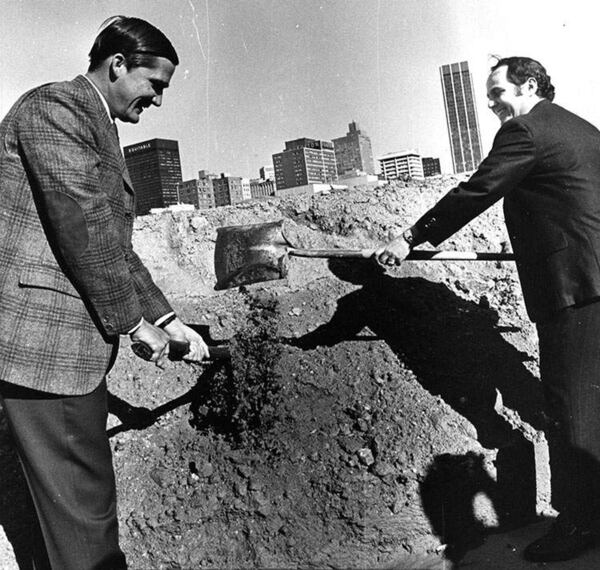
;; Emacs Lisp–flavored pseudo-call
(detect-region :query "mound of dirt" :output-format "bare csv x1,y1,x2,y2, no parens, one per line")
0,177,548,569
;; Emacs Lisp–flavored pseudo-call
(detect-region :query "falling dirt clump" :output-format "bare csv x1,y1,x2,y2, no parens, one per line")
0,177,547,569
192,290,283,445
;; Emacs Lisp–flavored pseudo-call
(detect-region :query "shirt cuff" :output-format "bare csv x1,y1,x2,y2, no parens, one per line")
127,318,144,335
155,312,176,328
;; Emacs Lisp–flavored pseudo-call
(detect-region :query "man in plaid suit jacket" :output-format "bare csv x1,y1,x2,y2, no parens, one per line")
0,16,208,569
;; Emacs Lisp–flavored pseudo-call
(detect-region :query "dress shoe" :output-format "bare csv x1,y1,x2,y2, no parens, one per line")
523,517,596,562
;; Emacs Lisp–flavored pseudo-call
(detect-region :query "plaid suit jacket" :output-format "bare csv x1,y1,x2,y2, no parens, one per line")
0,75,173,394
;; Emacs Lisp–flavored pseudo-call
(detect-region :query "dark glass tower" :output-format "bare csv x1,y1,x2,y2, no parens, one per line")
440,61,483,173
124,138,183,215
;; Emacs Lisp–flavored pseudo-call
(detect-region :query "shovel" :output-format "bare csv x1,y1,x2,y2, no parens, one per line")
214,220,515,290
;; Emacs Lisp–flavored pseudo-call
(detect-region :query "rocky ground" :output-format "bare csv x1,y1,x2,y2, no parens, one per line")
1,176,596,568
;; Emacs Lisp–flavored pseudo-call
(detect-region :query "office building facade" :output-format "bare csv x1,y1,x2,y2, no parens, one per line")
176,170,217,210
440,61,483,174
272,138,338,191
250,178,276,199
332,121,375,176
259,165,275,181
177,179,201,208
378,150,424,180
212,174,251,207
124,138,183,215
422,157,442,177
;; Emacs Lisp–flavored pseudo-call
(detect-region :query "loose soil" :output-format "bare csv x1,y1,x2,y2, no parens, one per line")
0,177,586,568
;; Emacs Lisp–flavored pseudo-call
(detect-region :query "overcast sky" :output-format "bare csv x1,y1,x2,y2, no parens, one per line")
1,0,597,179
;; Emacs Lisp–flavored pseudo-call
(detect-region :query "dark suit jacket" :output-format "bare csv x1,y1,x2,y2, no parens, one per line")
0,75,173,394
413,99,600,322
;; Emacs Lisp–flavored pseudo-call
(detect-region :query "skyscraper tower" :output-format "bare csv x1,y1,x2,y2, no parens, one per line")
124,138,183,215
440,61,483,174
332,121,375,176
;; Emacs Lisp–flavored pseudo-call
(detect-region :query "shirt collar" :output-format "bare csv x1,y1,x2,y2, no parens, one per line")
82,74,114,123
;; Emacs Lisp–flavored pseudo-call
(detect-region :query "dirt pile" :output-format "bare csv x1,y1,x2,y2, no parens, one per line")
0,177,547,569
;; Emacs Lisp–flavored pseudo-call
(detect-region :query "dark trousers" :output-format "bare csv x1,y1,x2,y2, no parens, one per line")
537,301,600,527
0,379,127,570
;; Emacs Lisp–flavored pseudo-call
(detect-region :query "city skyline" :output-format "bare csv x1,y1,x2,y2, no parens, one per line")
1,1,596,181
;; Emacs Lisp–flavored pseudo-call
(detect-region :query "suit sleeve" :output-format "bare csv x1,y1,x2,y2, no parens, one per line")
17,88,147,336
413,119,537,246
126,247,174,324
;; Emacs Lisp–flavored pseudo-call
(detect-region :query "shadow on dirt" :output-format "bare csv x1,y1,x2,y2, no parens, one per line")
106,360,228,438
0,410,51,570
289,259,545,564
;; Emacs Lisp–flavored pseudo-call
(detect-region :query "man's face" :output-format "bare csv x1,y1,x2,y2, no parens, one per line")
486,65,532,124
108,56,176,123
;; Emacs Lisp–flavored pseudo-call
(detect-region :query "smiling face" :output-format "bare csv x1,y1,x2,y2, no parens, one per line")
486,65,538,124
106,55,175,123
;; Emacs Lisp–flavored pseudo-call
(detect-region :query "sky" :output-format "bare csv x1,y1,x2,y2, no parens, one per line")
1,0,598,180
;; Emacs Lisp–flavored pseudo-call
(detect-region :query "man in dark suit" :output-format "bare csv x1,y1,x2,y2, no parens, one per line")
376,56,600,562
0,16,209,569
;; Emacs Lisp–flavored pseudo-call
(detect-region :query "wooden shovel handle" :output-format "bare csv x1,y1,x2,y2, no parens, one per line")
288,248,515,261
407,250,515,261
132,341,230,361
288,248,373,259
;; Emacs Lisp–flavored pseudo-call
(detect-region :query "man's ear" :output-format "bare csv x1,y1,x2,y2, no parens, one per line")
525,76,538,96
109,53,128,81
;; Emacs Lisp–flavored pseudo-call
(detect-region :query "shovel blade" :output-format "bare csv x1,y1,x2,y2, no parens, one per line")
214,220,291,290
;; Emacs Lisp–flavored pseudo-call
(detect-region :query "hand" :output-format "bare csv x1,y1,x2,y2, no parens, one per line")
374,233,411,267
130,319,170,365
162,317,210,362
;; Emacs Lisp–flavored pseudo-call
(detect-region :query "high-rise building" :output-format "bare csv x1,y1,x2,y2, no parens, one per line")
272,138,338,191
332,121,375,175
124,138,182,215
378,150,424,180
440,61,483,174
422,157,442,177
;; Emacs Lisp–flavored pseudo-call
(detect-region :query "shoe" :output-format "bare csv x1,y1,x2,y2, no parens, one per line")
523,517,596,562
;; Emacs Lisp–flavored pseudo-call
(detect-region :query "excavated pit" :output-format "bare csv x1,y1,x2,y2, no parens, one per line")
0,177,548,569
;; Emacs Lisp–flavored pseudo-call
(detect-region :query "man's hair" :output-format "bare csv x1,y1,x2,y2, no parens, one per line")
88,15,179,71
491,56,555,101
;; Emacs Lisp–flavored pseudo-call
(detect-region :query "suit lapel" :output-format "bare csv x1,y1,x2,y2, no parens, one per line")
74,75,135,195
110,123,134,193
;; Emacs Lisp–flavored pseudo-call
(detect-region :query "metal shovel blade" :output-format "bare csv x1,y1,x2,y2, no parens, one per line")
214,220,291,290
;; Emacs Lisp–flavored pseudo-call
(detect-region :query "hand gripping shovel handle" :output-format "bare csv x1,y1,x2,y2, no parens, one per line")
132,340,230,361
288,248,515,261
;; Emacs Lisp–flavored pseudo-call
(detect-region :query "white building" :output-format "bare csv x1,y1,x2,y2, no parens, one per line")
275,183,347,197
378,150,424,180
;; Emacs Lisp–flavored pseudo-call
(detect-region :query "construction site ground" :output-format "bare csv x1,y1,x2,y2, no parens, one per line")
2,176,599,569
